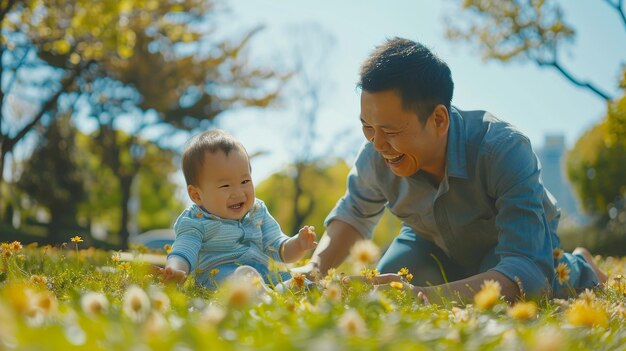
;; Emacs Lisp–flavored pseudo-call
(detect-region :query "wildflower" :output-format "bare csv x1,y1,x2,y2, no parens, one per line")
552,248,564,261
221,279,254,308
123,285,151,322
290,272,306,289
81,292,109,316
337,309,366,336
360,268,380,282
118,262,131,271
389,281,404,290
405,273,414,282
578,289,596,305
9,241,22,251
556,262,570,285
150,290,170,313
324,283,342,302
349,240,380,265
111,253,121,262
474,279,502,310
507,301,538,321
70,236,83,243
210,268,220,277
163,244,172,254
397,267,409,276
143,312,169,336
35,291,58,316
531,326,563,351
450,307,470,323
565,300,608,328
325,268,337,281
201,304,226,327
29,275,48,287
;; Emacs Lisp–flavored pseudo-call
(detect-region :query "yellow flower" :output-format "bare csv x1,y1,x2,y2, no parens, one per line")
565,300,608,328
70,236,83,243
405,273,414,283
507,301,538,320
118,262,131,271
29,275,48,287
9,241,22,252
474,280,502,310
552,248,564,261
350,240,380,265
210,268,220,277
389,281,404,290
360,268,380,282
111,253,121,262
290,272,306,289
81,292,109,316
556,262,570,285
397,267,410,276
337,309,366,336
164,244,172,254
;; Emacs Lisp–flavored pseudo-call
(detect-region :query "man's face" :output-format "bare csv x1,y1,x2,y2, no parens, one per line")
360,90,448,178
188,148,255,220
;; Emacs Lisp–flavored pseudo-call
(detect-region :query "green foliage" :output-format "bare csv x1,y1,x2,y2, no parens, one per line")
256,159,401,248
0,243,625,350
15,115,87,242
566,96,626,221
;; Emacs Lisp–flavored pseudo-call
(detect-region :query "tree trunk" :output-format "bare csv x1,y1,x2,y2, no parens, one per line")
118,175,133,249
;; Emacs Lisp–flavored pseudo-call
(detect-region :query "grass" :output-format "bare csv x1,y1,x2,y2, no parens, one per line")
0,240,625,350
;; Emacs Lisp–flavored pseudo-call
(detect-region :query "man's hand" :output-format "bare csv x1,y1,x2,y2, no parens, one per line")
342,273,429,304
296,225,318,251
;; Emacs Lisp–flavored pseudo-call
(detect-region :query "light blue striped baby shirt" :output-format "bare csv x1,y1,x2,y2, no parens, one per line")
168,199,290,286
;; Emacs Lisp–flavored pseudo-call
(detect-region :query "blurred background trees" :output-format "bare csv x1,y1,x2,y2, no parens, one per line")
446,0,626,254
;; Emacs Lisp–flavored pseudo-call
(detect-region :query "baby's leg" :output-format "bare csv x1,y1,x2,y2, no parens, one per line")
573,247,608,285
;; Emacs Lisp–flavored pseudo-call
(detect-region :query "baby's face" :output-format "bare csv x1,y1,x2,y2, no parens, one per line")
189,148,254,220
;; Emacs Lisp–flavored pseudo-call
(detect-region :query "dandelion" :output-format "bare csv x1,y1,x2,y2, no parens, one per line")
81,292,109,316
565,300,608,328
337,309,366,336
474,279,502,310
397,267,409,276
389,281,404,290
70,236,83,243
360,268,380,282
507,301,538,321
556,262,570,285
405,273,414,282
9,241,22,252
552,248,564,261
29,275,48,287
123,285,151,322
350,240,380,265
164,244,172,254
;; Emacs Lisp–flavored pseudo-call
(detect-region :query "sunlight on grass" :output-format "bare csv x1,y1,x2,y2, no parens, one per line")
0,240,625,350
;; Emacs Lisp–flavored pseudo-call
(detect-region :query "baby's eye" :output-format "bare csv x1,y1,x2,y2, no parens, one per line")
218,184,230,188
241,179,251,184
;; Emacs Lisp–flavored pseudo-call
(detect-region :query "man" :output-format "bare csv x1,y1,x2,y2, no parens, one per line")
301,37,605,302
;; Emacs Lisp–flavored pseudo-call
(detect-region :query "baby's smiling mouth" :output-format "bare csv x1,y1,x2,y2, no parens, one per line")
228,202,244,209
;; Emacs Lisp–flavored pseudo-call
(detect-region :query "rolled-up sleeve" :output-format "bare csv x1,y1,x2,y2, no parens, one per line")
486,133,555,297
324,144,387,240
168,213,204,273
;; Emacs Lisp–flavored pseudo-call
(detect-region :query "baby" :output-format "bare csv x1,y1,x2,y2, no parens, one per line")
160,129,317,288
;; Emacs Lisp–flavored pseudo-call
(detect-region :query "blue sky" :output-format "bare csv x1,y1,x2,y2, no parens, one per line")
211,0,625,183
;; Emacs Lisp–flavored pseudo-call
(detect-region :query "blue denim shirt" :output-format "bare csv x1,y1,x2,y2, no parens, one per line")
168,199,290,286
325,107,563,296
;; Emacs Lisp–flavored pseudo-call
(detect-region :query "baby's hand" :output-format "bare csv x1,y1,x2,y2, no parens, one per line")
157,265,188,283
296,225,318,251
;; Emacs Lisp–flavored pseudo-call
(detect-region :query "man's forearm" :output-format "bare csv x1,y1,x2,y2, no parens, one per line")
309,220,363,274
421,270,520,304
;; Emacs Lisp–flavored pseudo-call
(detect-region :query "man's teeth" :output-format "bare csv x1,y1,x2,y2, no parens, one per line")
383,154,403,162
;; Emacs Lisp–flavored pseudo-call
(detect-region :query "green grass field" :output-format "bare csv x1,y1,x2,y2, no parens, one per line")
1,240,625,350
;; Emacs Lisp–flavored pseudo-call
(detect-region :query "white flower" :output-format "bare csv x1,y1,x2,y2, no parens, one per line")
337,309,366,336
123,285,151,322
81,292,109,316
149,290,170,313
349,240,380,265
201,304,227,326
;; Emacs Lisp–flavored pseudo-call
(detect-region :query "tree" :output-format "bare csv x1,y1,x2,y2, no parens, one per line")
2,0,287,246
445,0,624,102
16,114,87,243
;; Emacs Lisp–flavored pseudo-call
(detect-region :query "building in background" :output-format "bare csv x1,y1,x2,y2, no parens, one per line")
536,134,587,228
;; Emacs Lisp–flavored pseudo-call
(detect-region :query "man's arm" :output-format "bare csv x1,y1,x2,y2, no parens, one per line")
301,220,364,275
421,270,519,304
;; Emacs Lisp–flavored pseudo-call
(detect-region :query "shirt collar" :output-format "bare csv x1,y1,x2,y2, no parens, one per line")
191,204,251,222
445,106,468,179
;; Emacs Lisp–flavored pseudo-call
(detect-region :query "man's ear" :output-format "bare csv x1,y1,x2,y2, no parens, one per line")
431,104,450,135
187,184,202,204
